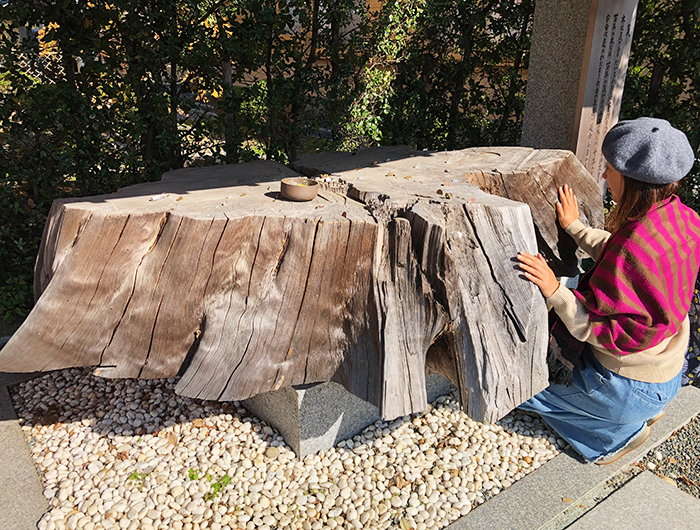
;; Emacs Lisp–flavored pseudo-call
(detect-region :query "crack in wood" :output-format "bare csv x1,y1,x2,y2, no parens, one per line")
272,231,291,277
296,221,322,384
138,292,165,377
154,216,183,289
245,217,267,306
148,212,170,254
497,171,509,199
197,217,230,328
532,162,559,208
462,204,527,343
98,247,149,367
166,218,222,379
210,219,268,400
178,314,206,377
71,210,93,247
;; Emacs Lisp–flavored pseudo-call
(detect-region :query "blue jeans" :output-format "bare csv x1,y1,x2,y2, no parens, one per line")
519,348,681,463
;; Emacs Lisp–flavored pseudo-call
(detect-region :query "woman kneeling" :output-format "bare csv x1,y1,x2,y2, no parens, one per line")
517,117,700,465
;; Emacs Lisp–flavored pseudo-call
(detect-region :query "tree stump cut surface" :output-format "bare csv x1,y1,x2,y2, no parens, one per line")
0,147,603,423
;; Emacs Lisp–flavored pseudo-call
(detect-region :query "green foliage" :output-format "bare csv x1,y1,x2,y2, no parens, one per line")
127,470,150,490
620,0,700,211
204,473,231,501
1,0,698,324
380,0,534,151
186,467,230,500
331,0,426,150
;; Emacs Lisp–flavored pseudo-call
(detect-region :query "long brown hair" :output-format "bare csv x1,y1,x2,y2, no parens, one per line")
606,176,680,233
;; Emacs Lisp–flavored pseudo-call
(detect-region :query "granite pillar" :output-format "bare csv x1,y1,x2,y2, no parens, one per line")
521,0,638,190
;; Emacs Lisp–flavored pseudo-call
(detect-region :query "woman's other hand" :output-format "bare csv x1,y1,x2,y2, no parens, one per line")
517,252,560,298
556,184,580,229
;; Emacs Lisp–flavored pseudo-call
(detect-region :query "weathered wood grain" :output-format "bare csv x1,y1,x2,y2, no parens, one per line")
292,145,604,276
0,148,603,423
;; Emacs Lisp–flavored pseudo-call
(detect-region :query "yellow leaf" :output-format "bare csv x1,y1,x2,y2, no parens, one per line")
661,476,677,487
562,497,574,503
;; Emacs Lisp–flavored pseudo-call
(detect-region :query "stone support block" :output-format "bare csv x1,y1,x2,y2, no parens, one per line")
242,374,455,458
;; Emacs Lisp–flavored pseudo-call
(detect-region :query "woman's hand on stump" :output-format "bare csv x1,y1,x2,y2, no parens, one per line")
556,185,580,229
517,252,560,298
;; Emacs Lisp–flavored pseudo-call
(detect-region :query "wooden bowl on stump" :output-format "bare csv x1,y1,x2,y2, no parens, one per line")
280,177,319,201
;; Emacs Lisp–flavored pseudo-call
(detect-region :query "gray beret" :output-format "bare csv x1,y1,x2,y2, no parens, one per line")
601,117,695,184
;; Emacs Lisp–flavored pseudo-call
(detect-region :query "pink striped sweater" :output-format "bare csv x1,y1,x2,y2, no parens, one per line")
547,196,700,382
574,196,700,354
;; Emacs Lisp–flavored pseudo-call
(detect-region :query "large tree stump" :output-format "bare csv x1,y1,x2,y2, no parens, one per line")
0,148,603,423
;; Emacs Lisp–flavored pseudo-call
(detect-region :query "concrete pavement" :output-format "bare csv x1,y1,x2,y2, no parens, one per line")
0,371,49,530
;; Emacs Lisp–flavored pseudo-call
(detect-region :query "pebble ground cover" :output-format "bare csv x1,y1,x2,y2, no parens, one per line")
641,418,700,498
11,368,565,530
612,416,700,499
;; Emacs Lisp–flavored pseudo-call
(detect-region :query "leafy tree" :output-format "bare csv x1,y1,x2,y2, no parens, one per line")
380,0,533,150
0,0,697,325
621,0,700,210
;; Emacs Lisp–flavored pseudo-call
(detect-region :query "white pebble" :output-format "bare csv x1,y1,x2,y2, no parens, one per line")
11,368,562,530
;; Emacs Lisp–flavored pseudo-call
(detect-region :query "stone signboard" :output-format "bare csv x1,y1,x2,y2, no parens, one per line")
521,0,638,191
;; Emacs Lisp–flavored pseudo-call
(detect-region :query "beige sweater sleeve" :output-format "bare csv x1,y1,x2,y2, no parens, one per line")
543,218,612,345
564,219,610,260
546,283,605,347
545,219,611,346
